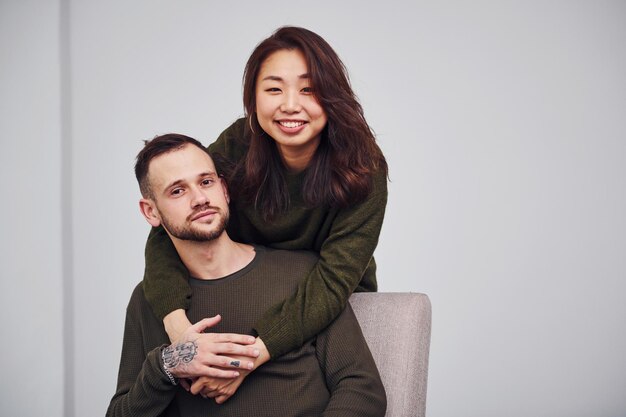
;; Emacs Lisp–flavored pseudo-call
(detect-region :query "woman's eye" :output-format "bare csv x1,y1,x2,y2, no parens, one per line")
265,87,281,93
201,179,214,186
301,87,314,94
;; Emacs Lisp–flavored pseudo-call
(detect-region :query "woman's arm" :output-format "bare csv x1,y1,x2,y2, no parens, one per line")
143,119,246,339
255,171,388,358
143,225,192,334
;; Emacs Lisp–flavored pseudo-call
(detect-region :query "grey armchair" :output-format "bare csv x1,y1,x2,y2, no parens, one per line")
349,293,432,417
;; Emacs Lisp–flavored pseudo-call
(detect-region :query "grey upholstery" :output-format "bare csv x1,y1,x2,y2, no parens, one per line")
349,293,432,417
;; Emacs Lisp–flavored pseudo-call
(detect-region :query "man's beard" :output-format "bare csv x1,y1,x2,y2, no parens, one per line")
160,205,229,242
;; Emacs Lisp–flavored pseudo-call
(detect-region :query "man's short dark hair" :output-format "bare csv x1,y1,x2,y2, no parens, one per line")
135,133,207,198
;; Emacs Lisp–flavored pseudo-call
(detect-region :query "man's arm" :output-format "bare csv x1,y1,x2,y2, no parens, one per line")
316,304,387,417
106,295,178,417
106,286,260,417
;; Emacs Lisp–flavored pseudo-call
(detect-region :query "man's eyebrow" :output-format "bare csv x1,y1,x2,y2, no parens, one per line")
162,178,184,194
162,171,216,193
197,171,217,179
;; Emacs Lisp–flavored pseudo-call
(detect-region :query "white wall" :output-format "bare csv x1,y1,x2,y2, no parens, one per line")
0,1,64,417
3,1,625,416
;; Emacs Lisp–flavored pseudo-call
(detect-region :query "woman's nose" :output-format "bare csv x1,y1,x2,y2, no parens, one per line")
280,90,302,113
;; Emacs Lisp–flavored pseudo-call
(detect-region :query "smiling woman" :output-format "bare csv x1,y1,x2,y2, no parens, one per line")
254,49,328,171
142,26,388,402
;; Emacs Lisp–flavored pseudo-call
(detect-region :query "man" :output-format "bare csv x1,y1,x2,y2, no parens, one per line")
106,134,386,417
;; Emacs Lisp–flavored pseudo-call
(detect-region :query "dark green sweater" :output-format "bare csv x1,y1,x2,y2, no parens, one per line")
108,248,386,417
144,118,388,358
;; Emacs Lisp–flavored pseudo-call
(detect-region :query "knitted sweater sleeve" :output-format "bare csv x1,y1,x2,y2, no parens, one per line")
255,171,388,358
106,286,178,417
143,226,190,320
316,304,387,417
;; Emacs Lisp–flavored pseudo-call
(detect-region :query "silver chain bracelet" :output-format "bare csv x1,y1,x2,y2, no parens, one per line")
161,347,179,386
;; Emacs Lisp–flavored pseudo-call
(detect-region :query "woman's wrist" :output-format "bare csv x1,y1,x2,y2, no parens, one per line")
253,337,271,368
163,309,192,342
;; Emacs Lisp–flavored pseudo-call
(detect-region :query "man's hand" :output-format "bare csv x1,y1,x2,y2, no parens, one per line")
190,337,270,402
164,315,260,380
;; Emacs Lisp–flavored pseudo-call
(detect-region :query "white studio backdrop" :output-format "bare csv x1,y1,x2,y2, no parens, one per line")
0,1,64,416
1,1,625,417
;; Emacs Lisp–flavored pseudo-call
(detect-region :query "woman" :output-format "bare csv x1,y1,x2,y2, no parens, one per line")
144,26,388,400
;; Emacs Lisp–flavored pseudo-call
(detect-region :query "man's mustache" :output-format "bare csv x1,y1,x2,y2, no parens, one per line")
187,204,221,222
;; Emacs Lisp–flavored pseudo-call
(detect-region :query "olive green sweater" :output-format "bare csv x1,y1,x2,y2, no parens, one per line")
144,118,388,358
109,248,386,417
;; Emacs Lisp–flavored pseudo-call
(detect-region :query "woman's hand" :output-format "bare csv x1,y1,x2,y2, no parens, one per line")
192,367,250,402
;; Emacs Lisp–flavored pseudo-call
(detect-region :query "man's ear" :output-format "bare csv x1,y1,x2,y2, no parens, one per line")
139,198,162,227
219,177,230,204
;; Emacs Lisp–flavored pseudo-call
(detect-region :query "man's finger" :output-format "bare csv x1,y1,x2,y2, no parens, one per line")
190,379,215,395
199,342,259,359
205,390,221,399
215,394,231,404
190,315,222,333
211,333,256,345
179,378,192,392
200,353,254,370
201,366,241,379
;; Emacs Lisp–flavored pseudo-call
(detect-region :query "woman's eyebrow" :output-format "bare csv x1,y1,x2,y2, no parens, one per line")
261,75,283,82
260,73,310,81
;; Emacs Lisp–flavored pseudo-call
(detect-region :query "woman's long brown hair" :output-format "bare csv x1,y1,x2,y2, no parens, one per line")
232,26,388,220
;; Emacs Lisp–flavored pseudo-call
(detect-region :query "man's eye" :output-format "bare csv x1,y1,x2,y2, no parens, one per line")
171,188,184,195
201,179,214,186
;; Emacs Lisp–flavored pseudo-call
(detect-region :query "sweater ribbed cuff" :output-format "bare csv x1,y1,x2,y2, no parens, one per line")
255,314,303,359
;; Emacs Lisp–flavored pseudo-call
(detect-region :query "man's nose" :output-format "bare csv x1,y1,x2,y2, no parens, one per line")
190,186,209,207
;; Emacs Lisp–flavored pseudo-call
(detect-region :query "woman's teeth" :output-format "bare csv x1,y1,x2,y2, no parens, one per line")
279,121,304,128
